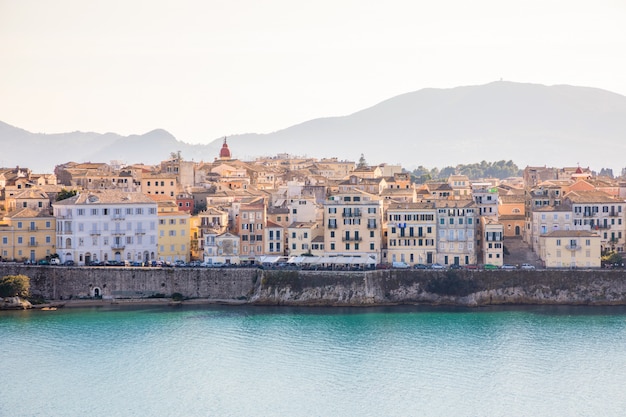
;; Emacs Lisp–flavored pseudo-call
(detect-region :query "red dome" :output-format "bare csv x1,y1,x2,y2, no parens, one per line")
219,138,231,159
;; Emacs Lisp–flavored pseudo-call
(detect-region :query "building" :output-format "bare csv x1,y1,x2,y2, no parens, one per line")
539,230,601,268
323,192,382,263
435,200,478,266
203,232,240,265
0,208,56,262
480,217,504,266
385,202,437,265
287,221,321,256
53,190,158,265
565,191,626,253
237,199,267,262
530,204,573,253
156,200,190,263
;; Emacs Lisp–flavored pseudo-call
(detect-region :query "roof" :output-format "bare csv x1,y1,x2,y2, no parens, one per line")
541,230,599,238
4,208,53,219
53,190,156,205
564,191,622,204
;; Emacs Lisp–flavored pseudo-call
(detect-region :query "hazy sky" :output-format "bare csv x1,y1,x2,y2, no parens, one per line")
2,0,625,144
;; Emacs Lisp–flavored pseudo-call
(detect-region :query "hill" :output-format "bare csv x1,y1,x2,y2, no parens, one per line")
217,81,626,171
2,81,626,172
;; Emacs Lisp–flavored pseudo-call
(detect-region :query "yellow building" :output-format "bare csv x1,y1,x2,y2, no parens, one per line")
0,208,56,262
140,173,178,198
539,230,601,268
156,201,191,263
323,192,382,263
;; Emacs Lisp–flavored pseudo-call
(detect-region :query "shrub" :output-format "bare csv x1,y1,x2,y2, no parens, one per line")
171,292,184,301
0,274,30,298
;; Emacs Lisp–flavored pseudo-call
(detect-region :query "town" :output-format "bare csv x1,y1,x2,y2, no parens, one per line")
1,140,624,271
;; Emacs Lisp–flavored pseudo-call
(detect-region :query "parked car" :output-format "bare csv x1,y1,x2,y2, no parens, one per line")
521,263,536,270
501,264,517,270
376,263,391,270
63,260,75,266
392,261,410,269
483,264,498,270
413,264,428,270
430,263,445,269
464,264,479,270
449,264,462,270
38,259,50,265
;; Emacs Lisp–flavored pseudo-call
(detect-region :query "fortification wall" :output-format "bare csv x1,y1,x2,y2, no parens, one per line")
2,265,626,306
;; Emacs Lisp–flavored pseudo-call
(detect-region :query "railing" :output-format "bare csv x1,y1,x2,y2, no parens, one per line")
111,215,125,221
342,237,363,242
327,224,338,229
367,224,377,229
565,245,581,251
28,227,38,231
135,229,146,235
28,242,38,247
90,230,101,235
111,231,125,236
111,244,125,249
342,212,362,217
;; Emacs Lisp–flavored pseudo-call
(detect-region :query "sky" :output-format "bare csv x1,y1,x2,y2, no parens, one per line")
1,0,626,145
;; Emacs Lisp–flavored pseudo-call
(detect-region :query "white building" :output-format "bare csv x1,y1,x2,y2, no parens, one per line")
53,190,158,265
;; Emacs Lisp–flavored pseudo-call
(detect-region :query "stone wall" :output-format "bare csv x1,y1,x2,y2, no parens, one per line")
2,265,626,306
0,265,258,301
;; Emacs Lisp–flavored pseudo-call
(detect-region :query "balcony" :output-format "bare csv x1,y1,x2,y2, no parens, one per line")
28,227,38,231
342,212,362,218
367,224,378,229
327,223,338,229
111,243,125,250
90,230,101,236
342,237,363,242
135,229,147,235
609,211,619,217
565,245,581,251
28,242,39,247
111,231,125,236
111,215,125,221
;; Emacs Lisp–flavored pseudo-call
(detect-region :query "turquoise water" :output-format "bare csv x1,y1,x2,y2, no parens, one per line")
2,305,626,417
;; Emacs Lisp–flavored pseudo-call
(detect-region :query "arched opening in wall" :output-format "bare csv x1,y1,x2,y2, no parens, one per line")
65,238,72,248
85,253,91,265
515,226,521,236
92,287,101,298
143,251,149,262
65,252,72,261
104,253,108,261
151,252,155,260
114,252,121,262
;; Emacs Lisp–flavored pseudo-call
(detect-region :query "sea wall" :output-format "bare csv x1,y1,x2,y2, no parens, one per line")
2,265,626,306
0,265,257,301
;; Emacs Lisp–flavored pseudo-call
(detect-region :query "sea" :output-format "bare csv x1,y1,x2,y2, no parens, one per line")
1,304,626,417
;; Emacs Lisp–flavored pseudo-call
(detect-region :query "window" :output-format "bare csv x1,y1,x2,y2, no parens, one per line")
440,218,444,225
556,239,561,246
330,243,335,250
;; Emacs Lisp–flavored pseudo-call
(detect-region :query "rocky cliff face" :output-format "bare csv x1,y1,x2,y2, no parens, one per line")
253,270,626,306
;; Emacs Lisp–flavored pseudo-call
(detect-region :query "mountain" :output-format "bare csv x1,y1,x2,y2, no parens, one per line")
2,81,626,173
216,81,626,171
0,121,220,172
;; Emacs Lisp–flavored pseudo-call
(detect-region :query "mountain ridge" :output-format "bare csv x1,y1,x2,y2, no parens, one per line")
2,81,625,172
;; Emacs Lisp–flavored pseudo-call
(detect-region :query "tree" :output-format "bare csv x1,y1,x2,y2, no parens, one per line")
356,154,367,169
170,150,182,161
56,189,77,201
0,275,30,298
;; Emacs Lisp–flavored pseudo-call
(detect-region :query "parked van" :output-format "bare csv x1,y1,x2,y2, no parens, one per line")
392,261,410,269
